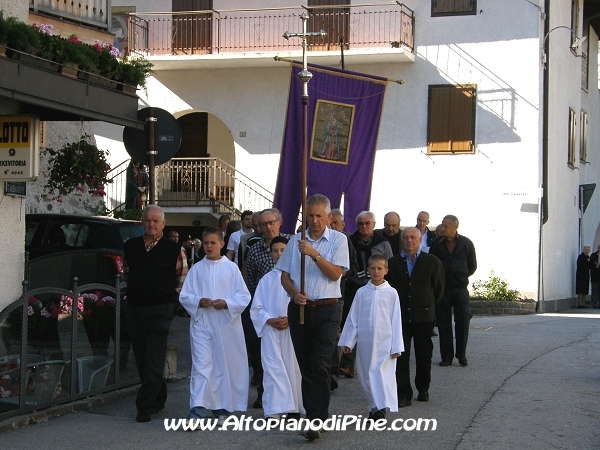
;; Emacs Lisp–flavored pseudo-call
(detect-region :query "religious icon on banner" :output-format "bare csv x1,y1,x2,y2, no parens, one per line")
310,100,354,165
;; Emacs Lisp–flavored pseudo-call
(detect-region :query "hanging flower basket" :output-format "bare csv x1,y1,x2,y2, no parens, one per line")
42,134,112,201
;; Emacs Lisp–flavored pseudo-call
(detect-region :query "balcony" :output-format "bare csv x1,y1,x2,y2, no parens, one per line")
127,3,415,70
29,0,109,31
106,157,274,217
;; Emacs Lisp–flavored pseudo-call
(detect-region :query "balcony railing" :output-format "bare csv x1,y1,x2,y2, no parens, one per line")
30,0,109,30
106,157,274,216
128,3,414,57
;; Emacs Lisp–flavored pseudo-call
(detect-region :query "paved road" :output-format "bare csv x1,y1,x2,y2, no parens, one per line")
1,310,599,450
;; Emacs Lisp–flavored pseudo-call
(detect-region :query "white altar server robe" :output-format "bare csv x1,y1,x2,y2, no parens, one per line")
179,256,251,412
250,268,304,416
339,280,403,412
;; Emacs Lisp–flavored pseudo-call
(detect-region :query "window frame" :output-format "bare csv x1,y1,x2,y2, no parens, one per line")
568,108,576,169
432,0,477,17
579,110,588,163
427,84,477,155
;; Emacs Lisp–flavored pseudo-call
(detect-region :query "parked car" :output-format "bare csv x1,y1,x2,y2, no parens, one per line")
25,214,145,289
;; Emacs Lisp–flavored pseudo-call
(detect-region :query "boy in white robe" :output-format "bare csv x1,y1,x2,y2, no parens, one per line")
339,254,403,420
179,226,251,423
250,236,304,419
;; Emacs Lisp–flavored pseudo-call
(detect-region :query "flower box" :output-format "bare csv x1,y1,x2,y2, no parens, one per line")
59,62,79,78
117,82,137,96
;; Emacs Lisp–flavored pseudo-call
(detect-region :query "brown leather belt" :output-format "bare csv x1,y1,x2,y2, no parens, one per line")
306,298,338,307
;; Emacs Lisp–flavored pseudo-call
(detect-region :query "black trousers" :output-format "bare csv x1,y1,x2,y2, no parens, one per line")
396,322,434,400
242,303,263,399
288,301,341,420
435,288,472,362
329,299,344,384
127,302,175,415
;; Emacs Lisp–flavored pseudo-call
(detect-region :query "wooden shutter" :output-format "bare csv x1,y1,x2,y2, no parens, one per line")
428,85,476,154
172,0,212,54
432,0,477,16
307,0,350,50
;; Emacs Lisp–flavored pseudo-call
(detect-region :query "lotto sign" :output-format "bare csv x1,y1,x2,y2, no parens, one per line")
0,115,40,181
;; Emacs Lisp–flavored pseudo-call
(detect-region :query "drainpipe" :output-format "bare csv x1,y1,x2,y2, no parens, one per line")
538,0,550,312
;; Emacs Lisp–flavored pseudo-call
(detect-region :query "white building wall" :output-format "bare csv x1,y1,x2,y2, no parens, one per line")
580,26,600,252
542,0,590,306
102,0,600,306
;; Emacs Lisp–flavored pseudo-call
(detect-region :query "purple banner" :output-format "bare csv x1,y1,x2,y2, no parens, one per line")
273,63,387,234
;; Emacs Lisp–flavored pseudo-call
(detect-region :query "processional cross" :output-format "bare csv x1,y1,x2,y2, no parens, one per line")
283,12,326,324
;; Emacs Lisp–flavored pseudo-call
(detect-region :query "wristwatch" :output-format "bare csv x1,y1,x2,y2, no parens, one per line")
313,254,322,263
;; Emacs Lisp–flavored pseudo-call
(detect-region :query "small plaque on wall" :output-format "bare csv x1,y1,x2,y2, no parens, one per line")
4,181,26,197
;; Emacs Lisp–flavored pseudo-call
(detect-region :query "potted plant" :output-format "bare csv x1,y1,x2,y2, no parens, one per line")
42,134,112,201
0,14,154,92
119,56,154,93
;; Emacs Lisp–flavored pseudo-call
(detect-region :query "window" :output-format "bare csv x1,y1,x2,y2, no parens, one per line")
427,84,476,154
432,0,476,17
580,110,588,163
571,0,580,49
568,108,576,168
581,25,589,91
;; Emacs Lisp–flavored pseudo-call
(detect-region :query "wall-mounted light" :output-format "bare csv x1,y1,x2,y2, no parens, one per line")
541,26,586,68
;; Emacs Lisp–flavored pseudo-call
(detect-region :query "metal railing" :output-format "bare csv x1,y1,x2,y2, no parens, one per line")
106,157,274,215
104,159,130,214
0,275,138,421
155,157,274,215
29,0,109,30
128,3,414,57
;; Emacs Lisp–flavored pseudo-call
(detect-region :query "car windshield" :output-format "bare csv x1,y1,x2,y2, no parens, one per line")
119,223,144,243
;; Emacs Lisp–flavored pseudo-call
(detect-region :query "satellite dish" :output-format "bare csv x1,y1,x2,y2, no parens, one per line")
123,107,182,165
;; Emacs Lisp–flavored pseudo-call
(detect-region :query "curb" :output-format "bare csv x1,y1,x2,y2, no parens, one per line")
0,386,138,434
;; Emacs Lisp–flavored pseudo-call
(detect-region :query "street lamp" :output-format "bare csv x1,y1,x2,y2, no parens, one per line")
541,25,586,67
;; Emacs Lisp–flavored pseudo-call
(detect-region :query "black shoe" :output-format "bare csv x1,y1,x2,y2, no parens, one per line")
136,413,151,423
253,397,263,409
439,360,452,367
459,358,468,367
398,398,412,408
417,392,429,402
305,429,321,440
372,409,386,420
287,412,301,420
330,377,338,391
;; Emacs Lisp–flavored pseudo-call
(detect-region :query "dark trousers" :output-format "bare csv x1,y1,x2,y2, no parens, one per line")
340,293,356,371
329,299,344,384
592,282,600,307
242,303,263,399
396,322,434,400
127,302,175,415
289,301,341,420
435,288,472,362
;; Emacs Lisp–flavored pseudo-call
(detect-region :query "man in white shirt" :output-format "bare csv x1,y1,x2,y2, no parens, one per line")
277,194,349,441
225,210,253,264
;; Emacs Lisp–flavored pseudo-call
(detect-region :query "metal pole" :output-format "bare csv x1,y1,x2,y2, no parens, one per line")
147,107,157,204
283,12,326,325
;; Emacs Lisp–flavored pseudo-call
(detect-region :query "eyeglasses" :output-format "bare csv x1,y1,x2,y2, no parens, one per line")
259,220,279,227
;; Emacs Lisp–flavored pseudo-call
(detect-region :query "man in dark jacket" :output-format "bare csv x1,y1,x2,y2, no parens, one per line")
386,227,445,407
415,211,437,252
590,245,600,308
429,215,477,367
